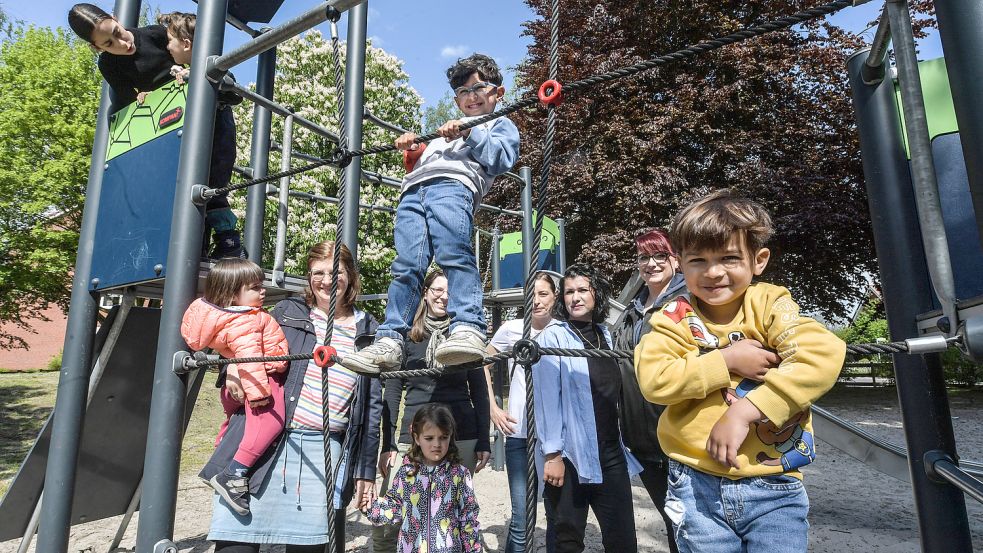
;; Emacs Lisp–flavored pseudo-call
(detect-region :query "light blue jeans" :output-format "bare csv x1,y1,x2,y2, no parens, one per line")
377,178,486,343
505,437,556,553
664,460,810,553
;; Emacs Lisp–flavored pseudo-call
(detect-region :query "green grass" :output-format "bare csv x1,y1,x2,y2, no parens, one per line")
0,370,228,501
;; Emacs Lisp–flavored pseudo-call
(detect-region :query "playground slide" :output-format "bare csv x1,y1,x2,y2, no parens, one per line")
812,404,983,481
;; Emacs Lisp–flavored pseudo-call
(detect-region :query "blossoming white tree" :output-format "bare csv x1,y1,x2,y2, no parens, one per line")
232,32,423,297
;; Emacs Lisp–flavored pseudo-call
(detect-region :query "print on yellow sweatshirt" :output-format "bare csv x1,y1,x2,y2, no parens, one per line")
635,282,845,479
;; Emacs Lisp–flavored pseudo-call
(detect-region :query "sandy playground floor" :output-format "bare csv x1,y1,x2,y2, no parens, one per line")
3,385,983,552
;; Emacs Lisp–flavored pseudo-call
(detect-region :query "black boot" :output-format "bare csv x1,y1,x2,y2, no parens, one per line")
210,229,247,260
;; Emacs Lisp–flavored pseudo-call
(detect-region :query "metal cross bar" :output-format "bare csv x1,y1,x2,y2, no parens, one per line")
221,78,340,142
363,107,411,135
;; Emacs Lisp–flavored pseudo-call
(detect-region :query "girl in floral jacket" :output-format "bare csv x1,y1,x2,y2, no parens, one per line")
365,403,483,552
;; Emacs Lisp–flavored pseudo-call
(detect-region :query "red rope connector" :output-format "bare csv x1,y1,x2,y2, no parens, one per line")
537,79,563,107
313,345,337,368
402,144,426,173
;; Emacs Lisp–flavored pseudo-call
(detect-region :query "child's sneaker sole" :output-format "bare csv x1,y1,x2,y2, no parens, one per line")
209,474,250,516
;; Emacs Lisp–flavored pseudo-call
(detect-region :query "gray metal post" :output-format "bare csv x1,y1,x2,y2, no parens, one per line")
886,0,959,333
245,45,276,262
272,114,294,286
491,229,501,291
933,0,983,242
339,2,368,258
848,48,972,553
135,0,228,550
520,166,534,280
556,217,567,272
491,306,505,471
34,0,140,549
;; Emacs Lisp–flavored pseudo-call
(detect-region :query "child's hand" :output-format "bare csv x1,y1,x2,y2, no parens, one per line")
225,365,244,404
353,478,376,511
720,339,780,382
136,91,150,104
395,132,419,151
170,65,190,84
437,119,470,140
706,397,763,469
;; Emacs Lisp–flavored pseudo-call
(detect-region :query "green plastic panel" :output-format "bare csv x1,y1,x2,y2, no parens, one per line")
499,212,560,258
895,58,960,158
106,81,188,161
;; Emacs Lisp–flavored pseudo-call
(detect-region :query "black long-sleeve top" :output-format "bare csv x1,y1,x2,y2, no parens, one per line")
382,335,491,453
97,25,175,107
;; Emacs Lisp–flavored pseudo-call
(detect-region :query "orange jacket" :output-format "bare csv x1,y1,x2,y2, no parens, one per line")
181,298,289,401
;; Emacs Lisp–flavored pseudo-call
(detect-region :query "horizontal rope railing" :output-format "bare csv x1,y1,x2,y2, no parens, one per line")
181,334,960,375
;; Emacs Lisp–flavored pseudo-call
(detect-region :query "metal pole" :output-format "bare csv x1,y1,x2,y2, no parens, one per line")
34,0,139,547
136,0,228,549
491,306,505,471
520,166,534,280
363,107,410,135
491,229,501,291
208,0,363,77
245,45,276,262
862,7,891,85
222,78,339,142
556,217,567,272
339,2,368,259
933,0,983,243
273,114,294,286
847,48,972,553
886,0,959,334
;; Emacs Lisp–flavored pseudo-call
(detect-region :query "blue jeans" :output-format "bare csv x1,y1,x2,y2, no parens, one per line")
505,437,556,553
664,460,810,553
377,178,485,343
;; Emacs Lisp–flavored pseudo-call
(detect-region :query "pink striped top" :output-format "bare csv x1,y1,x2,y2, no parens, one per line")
289,308,359,432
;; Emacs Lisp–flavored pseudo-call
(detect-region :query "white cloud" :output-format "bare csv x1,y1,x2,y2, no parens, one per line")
440,45,471,59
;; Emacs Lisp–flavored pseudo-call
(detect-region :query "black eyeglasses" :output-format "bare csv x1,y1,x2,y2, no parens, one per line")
453,81,495,99
636,253,672,265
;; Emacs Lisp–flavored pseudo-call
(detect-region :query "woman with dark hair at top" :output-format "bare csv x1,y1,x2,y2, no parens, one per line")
612,229,686,553
374,268,491,553
533,263,642,553
483,271,559,553
204,241,381,553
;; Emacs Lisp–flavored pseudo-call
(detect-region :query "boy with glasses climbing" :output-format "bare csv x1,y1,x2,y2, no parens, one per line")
635,190,845,553
342,53,520,375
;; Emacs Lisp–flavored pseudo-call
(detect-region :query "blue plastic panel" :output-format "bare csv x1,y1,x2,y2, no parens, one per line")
499,250,558,290
90,131,181,290
931,133,983,300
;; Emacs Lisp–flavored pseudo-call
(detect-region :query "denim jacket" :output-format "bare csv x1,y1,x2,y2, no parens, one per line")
532,320,642,485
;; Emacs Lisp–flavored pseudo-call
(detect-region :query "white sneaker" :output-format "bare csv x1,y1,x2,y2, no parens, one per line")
434,327,487,366
340,337,403,375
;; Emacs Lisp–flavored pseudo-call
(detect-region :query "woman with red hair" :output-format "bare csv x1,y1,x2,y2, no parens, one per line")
612,229,686,553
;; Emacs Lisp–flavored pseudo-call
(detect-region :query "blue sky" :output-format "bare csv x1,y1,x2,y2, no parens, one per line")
9,1,942,110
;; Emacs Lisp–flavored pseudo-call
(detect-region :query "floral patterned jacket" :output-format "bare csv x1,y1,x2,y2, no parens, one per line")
366,457,482,552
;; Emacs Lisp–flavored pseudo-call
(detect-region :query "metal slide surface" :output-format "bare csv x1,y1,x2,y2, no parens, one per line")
812,404,983,481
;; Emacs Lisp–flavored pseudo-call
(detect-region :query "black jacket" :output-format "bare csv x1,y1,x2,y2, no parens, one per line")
382,335,491,453
98,25,175,107
613,273,687,463
201,297,382,506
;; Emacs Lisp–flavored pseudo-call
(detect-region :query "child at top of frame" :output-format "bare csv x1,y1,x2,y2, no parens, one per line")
634,190,845,553
364,403,483,552
181,258,289,517
341,53,520,376
66,4,245,259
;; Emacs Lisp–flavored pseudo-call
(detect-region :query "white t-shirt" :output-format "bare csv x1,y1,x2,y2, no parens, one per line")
489,318,549,439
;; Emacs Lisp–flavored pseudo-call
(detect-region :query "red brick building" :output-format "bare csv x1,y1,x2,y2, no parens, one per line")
0,304,67,371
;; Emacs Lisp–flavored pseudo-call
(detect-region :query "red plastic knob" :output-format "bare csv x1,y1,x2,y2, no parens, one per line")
313,345,337,368
538,79,563,107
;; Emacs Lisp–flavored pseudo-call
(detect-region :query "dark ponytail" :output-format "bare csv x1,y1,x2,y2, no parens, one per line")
68,3,112,42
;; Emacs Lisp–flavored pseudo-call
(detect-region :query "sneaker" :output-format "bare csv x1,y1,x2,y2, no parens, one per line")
210,230,247,260
339,337,403,375
434,327,487,366
209,472,250,515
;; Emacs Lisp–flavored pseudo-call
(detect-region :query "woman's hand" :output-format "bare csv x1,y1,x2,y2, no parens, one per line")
353,478,376,511
543,453,565,488
491,404,518,436
475,451,490,473
378,450,399,479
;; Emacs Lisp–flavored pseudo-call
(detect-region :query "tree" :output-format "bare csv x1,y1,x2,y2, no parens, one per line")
0,25,101,349
231,32,422,297
491,0,932,320
422,92,459,134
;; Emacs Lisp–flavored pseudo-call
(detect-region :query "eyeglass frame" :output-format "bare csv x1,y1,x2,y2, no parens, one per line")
308,268,346,283
453,81,497,99
636,252,673,265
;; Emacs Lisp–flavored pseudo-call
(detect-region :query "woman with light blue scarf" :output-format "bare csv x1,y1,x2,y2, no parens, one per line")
533,263,641,553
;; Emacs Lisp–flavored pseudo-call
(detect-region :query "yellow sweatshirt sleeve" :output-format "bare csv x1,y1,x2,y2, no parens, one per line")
744,286,846,426
635,312,732,405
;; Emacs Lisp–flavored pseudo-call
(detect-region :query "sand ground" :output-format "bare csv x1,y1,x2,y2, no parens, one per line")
3,385,983,552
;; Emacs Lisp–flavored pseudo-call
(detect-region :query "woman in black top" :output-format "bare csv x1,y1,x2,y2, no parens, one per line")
68,3,175,107
373,268,491,553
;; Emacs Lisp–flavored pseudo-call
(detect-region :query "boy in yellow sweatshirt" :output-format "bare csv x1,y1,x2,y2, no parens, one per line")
635,190,845,553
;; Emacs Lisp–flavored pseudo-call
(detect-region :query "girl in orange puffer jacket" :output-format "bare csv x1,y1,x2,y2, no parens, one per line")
181,258,289,516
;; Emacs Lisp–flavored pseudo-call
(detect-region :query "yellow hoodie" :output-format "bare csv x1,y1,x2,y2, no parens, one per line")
635,282,844,479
